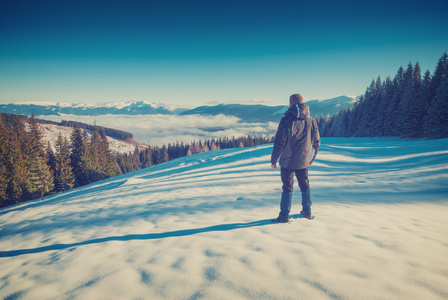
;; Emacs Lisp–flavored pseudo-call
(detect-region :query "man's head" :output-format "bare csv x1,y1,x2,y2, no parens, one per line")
290,94,304,107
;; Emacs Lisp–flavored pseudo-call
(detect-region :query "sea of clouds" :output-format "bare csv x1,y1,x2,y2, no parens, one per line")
38,114,279,147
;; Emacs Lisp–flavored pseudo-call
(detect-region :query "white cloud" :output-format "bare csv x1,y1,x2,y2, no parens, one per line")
38,114,277,147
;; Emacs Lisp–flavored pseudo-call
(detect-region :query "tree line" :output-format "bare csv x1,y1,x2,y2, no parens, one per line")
0,112,134,141
0,113,272,208
115,136,273,174
318,52,448,139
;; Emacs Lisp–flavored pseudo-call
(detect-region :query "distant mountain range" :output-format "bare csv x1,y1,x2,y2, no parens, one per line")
0,101,186,117
0,96,357,123
181,96,357,122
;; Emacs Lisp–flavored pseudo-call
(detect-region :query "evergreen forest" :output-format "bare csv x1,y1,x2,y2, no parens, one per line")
318,52,448,139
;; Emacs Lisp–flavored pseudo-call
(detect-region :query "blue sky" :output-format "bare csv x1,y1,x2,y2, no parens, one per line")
0,0,447,106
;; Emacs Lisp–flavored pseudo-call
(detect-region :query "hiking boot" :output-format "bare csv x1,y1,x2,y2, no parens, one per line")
300,210,315,220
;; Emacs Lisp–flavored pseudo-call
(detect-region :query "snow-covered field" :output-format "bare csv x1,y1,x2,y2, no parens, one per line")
1,138,447,300
39,123,149,154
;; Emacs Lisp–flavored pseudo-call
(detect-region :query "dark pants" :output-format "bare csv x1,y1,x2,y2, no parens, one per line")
281,167,310,193
280,167,312,215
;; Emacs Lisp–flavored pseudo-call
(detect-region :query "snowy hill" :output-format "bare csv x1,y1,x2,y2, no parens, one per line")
39,123,149,154
1,138,447,299
304,95,358,116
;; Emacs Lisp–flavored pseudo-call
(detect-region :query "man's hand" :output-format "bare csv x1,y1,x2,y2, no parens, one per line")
271,164,277,169
309,161,313,166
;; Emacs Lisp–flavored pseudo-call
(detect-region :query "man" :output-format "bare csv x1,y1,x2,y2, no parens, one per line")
270,94,320,222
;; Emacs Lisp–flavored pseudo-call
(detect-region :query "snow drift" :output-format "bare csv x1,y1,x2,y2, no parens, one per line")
0,138,447,299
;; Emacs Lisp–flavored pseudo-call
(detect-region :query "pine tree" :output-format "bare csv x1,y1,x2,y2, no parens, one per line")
79,137,96,184
159,145,169,163
386,67,404,136
6,130,30,203
361,82,371,136
140,148,154,168
70,123,91,186
202,141,210,152
420,70,433,114
346,106,358,137
354,97,369,136
116,154,127,174
377,77,393,137
403,62,424,138
13,116,32,166
364,77,383,136
70,123,83,186
424,76,448,139
90,125,101,179
395,63,414,136
114,160,123,175
325,113,333,136
429,52,448,103
210,140,219,151
99,130,116,178
0,115,9,206
339,108,350,137
133,146,141,171
46,141,57,177
424,52,448,136
29,156,54,200
28,113,45,160
55,134,74,192
328,110,344,137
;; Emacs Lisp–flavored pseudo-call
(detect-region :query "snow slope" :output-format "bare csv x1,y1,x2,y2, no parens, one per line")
1,138,447,300
39,123,149,154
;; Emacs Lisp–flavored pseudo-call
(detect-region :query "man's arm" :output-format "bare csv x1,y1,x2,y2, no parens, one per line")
271,119,288,167
309,119,320,165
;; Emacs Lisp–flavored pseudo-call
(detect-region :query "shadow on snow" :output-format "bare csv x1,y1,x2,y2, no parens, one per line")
0,218,274,258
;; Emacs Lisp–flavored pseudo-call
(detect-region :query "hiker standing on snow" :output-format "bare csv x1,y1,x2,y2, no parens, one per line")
270,94,320,222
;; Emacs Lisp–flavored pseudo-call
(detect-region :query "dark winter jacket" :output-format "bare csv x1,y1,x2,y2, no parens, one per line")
271,103,320,169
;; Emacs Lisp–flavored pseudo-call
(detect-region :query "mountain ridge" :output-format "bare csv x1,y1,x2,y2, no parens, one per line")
0,96,357,122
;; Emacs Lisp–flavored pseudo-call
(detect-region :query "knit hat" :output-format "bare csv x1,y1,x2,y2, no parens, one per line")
289,94,304,106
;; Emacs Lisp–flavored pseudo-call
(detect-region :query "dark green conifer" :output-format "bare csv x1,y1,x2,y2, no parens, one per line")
424,77,448,139
28,113,45,160
70,123,88,186
90,125,101,178
55,134,74,192
395,63,414,136
29,156,54,200
46,141,57,177
0,115,9,206
6,130,30,203
403,62,424,138
99,129,116,178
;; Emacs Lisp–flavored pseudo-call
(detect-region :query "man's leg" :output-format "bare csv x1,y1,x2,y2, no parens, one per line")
281,167,295,193
295,168,312,216
273,168,295,222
